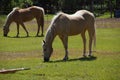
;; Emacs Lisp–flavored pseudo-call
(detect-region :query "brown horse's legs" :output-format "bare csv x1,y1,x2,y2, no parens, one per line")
81,31,86,57
59,35,68,61
16,23,19,37
36,26,40,36
36,20,40,36
40,19,44,36
36,18,44,36
41,16,44,36
41,25,44,36
20,23,29,37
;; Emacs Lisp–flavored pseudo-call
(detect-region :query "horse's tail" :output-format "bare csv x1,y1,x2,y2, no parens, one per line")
41,8,44,27
93,24,96,48
41,13,44,30
41,8,45,35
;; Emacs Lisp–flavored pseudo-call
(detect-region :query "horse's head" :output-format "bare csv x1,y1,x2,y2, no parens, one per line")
3,25,9,37
42,40,53,62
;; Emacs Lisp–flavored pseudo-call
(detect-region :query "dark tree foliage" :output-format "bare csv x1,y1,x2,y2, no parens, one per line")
0,0,12,14
0,0,119,17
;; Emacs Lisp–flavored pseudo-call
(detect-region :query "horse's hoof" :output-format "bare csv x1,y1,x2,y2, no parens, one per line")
4,34,7,37
63,57,68,61
16,35,19,37
41,34,44,37
35,34,44,37
83,54,87,57
26,33,29,37
88,54,92,57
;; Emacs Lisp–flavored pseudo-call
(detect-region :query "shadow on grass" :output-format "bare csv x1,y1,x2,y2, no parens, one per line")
18,73,46,76
48,56,97,63
7,35,44,38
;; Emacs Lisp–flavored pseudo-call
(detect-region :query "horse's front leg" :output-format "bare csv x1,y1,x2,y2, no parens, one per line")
59,35,68,61
20,23,29,37
16,23,19,37
81,31,87,57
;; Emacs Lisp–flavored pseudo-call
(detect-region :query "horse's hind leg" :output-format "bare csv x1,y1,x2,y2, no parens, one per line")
36,18,40,36
81,30,87,57
88,28,95,56
59,35,69,61
36,17,44,36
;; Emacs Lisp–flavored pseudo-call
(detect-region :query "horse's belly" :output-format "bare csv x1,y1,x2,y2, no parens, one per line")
68,30,81,36
22,16,34,22
68,26,84,36
68,19,85,36
21,12,34,22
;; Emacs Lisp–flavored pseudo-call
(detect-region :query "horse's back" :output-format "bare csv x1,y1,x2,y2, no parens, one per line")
13,6,44,22
75,10,95,18
29,6,44,14
21,6,44,17
74,10,95,28
57,10,95,35
50,10,95,36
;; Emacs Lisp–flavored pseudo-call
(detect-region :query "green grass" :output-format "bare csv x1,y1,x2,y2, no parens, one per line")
0,15,120,80
98,12,114,18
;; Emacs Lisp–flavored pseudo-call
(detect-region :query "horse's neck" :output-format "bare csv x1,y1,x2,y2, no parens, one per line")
5,20,11,27
45,28,56,46
4,15,13,28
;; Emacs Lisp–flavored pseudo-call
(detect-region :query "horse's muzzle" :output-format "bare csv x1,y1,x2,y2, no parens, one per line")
4,34,7,37
44,58,49,62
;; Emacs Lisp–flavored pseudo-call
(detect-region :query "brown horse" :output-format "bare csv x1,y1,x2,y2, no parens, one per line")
3,6,44,37
42,10,96,62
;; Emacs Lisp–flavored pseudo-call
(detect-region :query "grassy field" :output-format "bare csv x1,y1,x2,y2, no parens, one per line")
0,14,120,80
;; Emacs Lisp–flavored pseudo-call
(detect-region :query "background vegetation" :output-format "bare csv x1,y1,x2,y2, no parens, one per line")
0,0,120,17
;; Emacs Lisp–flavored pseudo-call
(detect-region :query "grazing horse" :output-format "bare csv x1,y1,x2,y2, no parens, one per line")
3,6,44,37
42,10,96,62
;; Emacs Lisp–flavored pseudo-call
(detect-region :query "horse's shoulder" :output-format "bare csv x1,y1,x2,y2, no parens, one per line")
57,13,69,20
29,6,43,10
75,10,95,19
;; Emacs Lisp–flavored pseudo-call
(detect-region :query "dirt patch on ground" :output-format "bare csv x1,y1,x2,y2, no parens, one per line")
0,51,42,60
44,18,120,28
96,18,120,28
4,17,119,29
25,18,120,29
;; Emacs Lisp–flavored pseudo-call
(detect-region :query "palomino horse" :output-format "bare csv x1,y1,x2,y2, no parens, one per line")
3,6,44,37
42,10,96,62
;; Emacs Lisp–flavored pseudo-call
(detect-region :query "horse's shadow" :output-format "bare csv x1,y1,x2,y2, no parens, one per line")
7,36,28,38
48,56,97,63
7,35,44,38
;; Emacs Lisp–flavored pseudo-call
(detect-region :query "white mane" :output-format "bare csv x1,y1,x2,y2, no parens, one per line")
47,12,64,31
13,7,20,11
45,12,64,42
7,7,19,20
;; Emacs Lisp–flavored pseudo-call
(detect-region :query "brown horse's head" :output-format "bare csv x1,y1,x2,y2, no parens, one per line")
42,40,53,62
3,26,9,37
